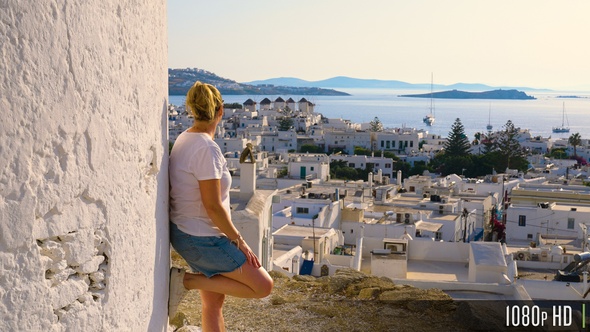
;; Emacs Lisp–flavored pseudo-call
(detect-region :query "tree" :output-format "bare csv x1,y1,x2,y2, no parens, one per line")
278,116,294,131
477,132,496,154
369,117,384,132
568,132,582,157
223,102,242,109
408,160,433,177
548,148,567,159
300,144,324,153
443,118,471,157
496,120,526,170
282,105,293,117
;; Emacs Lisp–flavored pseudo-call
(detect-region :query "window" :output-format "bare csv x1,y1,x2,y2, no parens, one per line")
527,234,533,239
568,218,575,229
518,215,526,227
386,141,390,149
410,141,414,148
296,207,309,214
392,140,396,148
348,163,355,167
375,163,379,167
381,141,384,147
435,232,442,240
310,167,315,171
385,163,391,168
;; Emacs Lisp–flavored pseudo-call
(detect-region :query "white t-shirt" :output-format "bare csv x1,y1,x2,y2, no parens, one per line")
169,131,231,237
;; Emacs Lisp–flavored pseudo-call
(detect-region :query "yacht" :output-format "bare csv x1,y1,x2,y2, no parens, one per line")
552,102,570,133
423,74,435,126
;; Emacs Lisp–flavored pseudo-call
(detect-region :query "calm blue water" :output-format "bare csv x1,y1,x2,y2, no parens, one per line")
169,88,590,140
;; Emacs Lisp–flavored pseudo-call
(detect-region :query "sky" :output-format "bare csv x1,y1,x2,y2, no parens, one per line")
168,0,590,91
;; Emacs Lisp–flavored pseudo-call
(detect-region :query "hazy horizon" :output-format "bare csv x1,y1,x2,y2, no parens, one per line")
168,1,590,91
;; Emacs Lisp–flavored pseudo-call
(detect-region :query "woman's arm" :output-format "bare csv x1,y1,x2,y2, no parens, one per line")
199,178,239,239
199,178,261,268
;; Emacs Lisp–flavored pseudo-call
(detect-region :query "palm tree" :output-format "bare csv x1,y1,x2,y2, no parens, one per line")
568,132,582,156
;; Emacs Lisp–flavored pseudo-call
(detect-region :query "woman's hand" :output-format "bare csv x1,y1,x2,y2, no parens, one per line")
237,238,261,269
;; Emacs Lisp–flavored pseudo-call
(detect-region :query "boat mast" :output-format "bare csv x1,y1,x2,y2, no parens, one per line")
561,102,565,127
430,73,434,117
487,103,493,131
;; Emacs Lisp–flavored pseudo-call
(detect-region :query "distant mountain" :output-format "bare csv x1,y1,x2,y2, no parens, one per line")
247,76,420,89
400,89,536,100
168,69,349,96
246,77,552,92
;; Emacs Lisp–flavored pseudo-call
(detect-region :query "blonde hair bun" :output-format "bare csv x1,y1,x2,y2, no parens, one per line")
185,81,222,122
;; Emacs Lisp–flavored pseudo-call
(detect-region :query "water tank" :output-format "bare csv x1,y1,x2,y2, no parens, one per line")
551,245,564,255
574,252,590,262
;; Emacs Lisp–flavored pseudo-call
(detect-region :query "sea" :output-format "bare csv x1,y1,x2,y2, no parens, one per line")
169,88,590,141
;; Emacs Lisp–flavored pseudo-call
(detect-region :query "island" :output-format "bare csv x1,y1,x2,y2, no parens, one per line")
556,95,587,99
399,89,535,100
169,68,350,96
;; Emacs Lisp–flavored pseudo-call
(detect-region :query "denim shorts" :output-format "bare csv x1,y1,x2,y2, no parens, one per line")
170,222,246,278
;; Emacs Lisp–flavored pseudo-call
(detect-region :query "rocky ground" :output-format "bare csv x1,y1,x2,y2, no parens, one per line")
169,251,509,332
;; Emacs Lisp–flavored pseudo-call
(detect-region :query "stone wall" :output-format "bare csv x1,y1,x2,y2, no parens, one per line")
0,2,169,331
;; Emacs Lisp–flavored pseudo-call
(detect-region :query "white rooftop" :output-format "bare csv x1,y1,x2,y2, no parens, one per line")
471,242,506,267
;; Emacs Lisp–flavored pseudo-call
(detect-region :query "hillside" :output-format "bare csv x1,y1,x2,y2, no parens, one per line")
400,89,536,100
170,252,508,331
168,68,349,96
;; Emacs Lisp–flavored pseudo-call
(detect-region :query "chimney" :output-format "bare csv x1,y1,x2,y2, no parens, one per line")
240,161,256,200
239,143,257,200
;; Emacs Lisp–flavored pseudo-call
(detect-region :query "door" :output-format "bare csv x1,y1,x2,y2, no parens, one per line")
300,166,306,179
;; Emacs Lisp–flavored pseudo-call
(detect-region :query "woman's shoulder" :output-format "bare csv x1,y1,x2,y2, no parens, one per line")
175,132,215,146
177,133,222,155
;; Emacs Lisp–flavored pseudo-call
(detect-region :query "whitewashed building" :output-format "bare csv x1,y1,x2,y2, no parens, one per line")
374,129,422,154
506,202,589,244
329,154,395,179
324,130,371,154
286,153,330,181
272,192,341,231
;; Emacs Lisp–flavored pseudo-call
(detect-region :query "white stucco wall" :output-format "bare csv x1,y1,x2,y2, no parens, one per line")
0,2,168,331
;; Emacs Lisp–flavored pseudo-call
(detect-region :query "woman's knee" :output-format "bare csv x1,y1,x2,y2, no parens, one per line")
253,272,273,298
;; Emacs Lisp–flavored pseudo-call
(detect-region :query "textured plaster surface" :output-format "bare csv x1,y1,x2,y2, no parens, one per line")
0,1,169,330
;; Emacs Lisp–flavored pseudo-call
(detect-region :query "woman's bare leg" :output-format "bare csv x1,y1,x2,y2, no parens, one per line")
183,263,273,298
199,290,225,332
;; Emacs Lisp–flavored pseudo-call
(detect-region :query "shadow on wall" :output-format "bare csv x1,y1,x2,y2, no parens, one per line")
148,98,171,331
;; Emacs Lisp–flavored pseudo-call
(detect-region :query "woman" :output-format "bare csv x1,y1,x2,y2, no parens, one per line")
168,81,273,331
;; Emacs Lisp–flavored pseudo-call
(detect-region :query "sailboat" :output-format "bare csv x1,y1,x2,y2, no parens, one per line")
486,104,493,132
552,102,570,133
423,73,435,126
